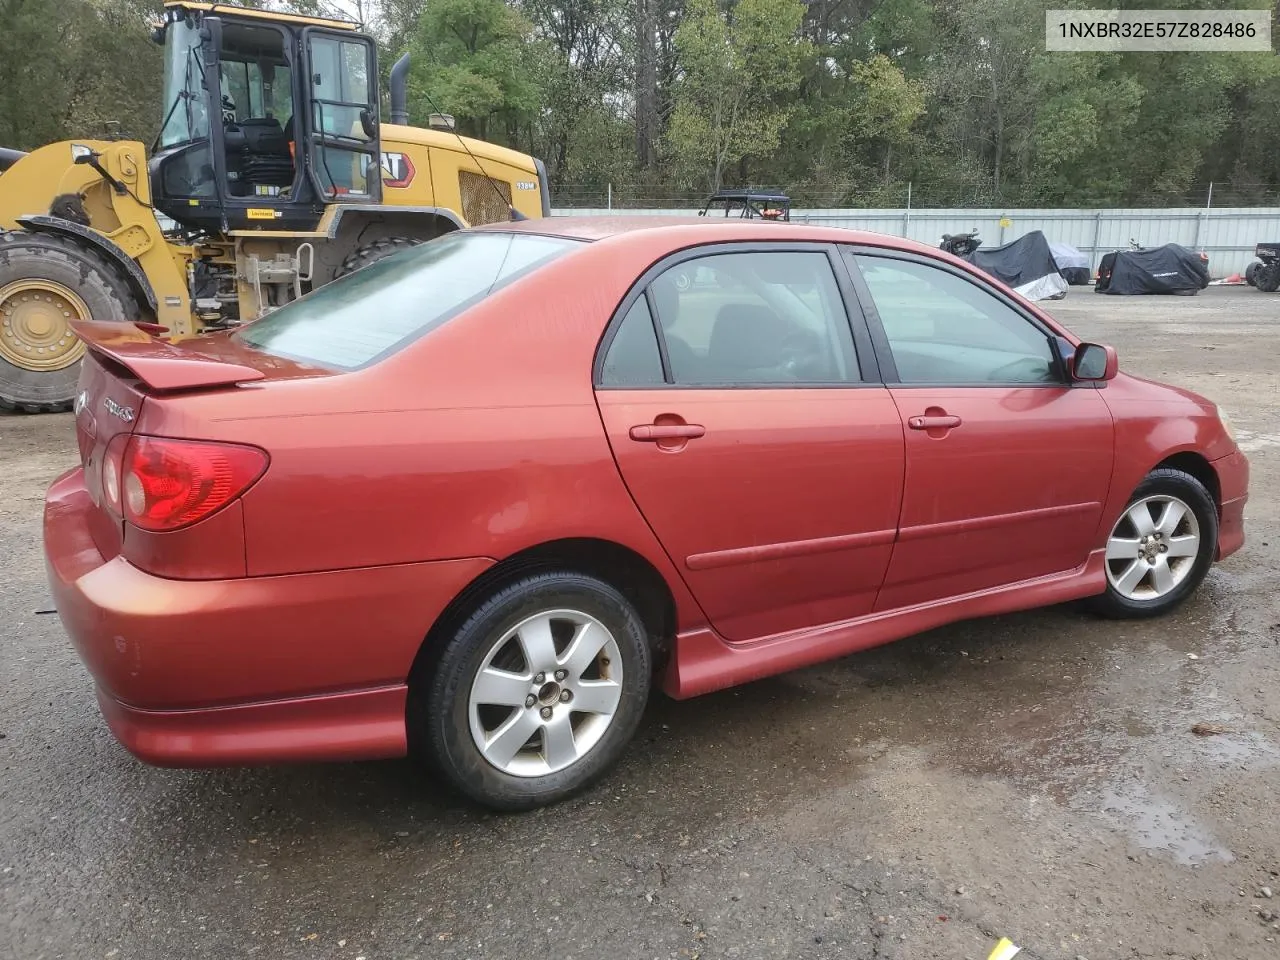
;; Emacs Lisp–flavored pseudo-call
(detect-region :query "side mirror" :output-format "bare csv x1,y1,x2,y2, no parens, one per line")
359,108,378,141
1072,342,1118,381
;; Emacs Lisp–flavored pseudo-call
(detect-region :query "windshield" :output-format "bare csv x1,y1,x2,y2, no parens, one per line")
236,232,582,370
159,19,210,148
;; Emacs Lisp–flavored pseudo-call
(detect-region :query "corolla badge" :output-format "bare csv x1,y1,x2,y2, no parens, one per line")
103,398,135,423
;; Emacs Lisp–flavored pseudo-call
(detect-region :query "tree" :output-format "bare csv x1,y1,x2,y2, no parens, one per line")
520,0,633,187
667,0,809,191
0,0,79,150
406,0,543,144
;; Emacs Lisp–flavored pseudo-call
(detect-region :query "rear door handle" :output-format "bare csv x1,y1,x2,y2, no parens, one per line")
629,423,706,442
908,415,962,430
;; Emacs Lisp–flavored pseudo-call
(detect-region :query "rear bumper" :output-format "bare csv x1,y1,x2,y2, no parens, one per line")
1213,449,1248,560
96,684,409,766
45,467,492,765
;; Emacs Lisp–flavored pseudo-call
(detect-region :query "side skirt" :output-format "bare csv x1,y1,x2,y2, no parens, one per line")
662,550,1107,699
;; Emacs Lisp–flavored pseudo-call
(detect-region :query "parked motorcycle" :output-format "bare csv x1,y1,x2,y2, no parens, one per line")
940,229,981,257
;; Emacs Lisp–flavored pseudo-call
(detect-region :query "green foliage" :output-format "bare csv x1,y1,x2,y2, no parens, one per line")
407,0,542,143
2,0,1280,206
667,0,810,190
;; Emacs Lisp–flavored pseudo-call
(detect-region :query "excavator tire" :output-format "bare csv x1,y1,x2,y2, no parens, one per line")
0,231,141,413
333,237,421,279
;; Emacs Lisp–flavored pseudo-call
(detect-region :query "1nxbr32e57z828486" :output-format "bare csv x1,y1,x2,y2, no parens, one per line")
44,217,1247,811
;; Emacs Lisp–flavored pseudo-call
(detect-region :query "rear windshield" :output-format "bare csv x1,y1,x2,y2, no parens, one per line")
236,231,580,370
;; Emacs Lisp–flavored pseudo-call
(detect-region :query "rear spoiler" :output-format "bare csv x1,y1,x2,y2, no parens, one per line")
71,320,265,392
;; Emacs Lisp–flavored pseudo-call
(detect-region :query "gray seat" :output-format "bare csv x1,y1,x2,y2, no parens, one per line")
706,303,792,379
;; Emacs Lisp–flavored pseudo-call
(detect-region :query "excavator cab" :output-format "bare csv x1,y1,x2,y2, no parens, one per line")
149,2,381,233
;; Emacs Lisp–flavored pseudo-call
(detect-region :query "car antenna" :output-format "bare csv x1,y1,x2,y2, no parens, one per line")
416,87,526,222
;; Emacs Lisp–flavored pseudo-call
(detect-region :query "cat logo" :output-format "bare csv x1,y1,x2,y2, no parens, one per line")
381,152,415,189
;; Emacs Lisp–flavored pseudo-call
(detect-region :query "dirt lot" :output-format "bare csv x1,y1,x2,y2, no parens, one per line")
1,286,1277,960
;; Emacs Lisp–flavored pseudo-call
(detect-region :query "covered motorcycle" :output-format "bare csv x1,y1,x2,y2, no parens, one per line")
1049,241,1092,285
1095,243,1210,295
963,230,1068,301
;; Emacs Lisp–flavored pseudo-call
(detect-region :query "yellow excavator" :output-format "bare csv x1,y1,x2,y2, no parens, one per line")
0,1,549,411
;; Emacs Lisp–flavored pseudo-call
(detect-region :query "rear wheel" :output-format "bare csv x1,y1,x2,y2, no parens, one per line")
1256,261,1280,292
333,236,421,279
0,232,141,412
413,572,652,811
1088,468,1217,619
1246,261,1260,286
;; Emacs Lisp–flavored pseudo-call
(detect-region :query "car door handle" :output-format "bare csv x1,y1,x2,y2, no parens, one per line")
629,423,706,442
908,415,962,430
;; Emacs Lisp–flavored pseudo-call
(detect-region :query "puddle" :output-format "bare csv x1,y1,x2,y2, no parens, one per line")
1093,781,1233,866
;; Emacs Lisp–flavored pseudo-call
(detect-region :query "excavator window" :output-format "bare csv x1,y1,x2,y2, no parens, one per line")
305,33,377,199
158,18,210,149
156,16,216,200
218,23,296,200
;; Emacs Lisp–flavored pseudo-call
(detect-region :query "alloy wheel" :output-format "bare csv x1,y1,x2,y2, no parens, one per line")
1105,495,1201,601
468,609,624,777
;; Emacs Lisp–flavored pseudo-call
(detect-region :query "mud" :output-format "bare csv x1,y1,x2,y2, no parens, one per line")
1,286,1277,959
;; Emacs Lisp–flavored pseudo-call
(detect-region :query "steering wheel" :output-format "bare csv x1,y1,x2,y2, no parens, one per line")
776,329,826,380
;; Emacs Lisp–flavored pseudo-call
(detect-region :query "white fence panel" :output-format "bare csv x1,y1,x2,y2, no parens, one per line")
552,206,1280,276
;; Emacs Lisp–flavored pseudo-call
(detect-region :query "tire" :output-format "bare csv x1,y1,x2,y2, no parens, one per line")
333,236,421,279
0,231,142,413
1088,468,1218,620
1256,261,1280,292
414,571,652,811
1245,261,1260,286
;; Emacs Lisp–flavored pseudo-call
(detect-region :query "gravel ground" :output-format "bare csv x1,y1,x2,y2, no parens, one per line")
1,285,1278,960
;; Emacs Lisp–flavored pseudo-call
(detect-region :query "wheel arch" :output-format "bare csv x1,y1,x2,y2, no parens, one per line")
13,215,157,313
314,206,463,283
1154,450,1221,511
408,537,678,690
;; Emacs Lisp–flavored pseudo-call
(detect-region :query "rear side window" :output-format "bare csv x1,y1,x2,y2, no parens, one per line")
237,231,579,369
599,296,664,386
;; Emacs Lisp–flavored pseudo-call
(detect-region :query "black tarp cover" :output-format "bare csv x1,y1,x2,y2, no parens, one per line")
1095,243,1210,295
963,230,1067,301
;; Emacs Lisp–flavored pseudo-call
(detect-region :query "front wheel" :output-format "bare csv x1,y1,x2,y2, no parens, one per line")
0,232,142,412
414,572,652,811
1089,468,1218,619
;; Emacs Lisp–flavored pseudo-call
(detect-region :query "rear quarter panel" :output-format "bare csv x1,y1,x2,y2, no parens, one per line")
141,234,709,630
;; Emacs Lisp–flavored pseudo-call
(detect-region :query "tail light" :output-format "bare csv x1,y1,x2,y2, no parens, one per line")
102,436,268,532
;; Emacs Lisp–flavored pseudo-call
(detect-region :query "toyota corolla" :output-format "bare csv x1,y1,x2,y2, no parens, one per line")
44,218,1248,810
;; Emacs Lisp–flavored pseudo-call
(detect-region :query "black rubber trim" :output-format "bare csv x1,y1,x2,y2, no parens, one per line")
16,214,158,311
534,158,552,218
0,146,26,172
326,204,464,238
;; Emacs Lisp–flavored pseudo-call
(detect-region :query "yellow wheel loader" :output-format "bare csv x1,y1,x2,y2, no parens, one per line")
0,1,549,412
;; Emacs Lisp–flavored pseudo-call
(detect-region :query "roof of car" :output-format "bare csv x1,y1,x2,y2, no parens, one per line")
491,215,939,255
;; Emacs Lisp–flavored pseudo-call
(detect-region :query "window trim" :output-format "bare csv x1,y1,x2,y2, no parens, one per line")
842,246,1072,388
593,241,882,390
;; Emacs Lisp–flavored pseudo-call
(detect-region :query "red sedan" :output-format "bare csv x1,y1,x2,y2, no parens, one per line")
44,218,1248,810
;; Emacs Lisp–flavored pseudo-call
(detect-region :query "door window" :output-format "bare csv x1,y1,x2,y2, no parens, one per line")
646,251,858,384
853,255,1059,384
307,33,378,199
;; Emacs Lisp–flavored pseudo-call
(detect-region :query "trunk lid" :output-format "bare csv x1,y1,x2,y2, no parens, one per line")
70,321,326,560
